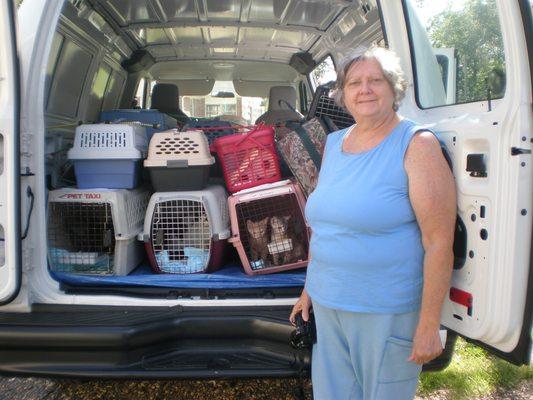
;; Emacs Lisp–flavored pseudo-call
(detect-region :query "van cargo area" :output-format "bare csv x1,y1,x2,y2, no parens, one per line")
34,0,383,300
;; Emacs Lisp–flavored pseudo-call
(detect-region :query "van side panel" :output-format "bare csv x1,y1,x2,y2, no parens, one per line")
0,0,22,305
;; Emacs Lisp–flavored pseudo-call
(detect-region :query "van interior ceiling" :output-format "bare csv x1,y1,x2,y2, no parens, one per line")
42,0,383,298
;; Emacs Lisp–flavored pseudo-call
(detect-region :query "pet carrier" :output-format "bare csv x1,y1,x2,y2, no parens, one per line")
144,129,214,191
227,180,309,275
140,185,230,274
183,118,235,144
68,123,148,189
100,109,177,140
47,187,150,275
211,124,281,193
307,83,355,130
275,118,328,197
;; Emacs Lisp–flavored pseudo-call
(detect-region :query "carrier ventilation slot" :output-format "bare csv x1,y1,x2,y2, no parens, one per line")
308,84,355,130
80,131,127,148
154,137,200,155
48,202,115,274
151,199,211,273
235,193,308,271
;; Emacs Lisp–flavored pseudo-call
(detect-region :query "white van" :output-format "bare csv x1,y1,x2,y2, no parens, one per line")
0,0,531,377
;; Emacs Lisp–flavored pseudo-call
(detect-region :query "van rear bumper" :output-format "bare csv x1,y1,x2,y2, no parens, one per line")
0,304,310,379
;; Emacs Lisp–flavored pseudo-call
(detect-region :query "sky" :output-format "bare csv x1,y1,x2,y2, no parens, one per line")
412,0,467,26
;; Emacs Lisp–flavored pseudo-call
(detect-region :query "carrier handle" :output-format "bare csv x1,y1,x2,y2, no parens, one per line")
209,124,271,153
166,159,189,168
233,123,272,148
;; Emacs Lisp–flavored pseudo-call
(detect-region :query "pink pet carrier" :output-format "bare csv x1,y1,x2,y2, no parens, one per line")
227,180,309,275
140,185,230,274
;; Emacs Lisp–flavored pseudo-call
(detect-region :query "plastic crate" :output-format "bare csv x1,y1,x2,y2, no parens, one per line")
144,129,214,191
47,188,150,275
307,83,355,130
68,123,148,189
183,118,236,144
211,124,281,193
139,185,230,274
227,180,309,275
100,109,178,140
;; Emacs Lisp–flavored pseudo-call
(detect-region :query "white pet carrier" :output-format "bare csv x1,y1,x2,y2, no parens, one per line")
67,123,148,189
144,129,214,191
228,180,310,275
47,188,150,275
140,185,230,274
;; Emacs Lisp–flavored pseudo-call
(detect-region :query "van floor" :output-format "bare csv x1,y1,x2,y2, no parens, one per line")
50,263,306,290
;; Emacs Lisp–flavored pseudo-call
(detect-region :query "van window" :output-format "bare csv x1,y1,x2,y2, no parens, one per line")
86,64,111,121
101,71,126,112
144,80,157,109
45,33,64,108
404,0,506,108
133,78,147,109
181,81,267,125
46,39,93,118
309,56,337,90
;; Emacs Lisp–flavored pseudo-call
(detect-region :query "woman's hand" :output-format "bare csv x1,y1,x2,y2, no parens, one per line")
289,289,312,325
408,324,443,365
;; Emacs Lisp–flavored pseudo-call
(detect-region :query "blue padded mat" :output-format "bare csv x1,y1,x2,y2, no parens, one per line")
51,263,306,289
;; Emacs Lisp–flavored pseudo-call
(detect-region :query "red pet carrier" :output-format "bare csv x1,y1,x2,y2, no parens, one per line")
227,180,309,275
140,185,230,274
211,124,281,193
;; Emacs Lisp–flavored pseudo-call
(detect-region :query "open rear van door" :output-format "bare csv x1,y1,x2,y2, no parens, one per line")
0,0,22,305
380,0,532,364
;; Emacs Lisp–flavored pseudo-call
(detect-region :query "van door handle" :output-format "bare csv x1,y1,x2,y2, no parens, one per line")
511,147,531,155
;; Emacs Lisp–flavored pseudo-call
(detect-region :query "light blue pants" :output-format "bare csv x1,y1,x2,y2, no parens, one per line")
311,301,422,400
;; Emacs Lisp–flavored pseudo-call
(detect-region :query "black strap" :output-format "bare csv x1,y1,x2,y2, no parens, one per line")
286,121,322,169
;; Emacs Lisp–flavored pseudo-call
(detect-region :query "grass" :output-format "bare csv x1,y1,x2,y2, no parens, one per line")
417,338,533,399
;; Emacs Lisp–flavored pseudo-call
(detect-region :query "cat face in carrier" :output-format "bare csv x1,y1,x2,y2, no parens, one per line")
245,217,270,265
269,215,305,266
246,217,269,240
270,215,291,240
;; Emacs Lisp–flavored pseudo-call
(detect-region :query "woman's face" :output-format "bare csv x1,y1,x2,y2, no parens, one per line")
342,58,396,122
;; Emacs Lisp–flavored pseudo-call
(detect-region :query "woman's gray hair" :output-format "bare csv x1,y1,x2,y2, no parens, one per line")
332,46,408,112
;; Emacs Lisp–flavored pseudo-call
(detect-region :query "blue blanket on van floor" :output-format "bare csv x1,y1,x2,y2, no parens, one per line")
50,263,306,289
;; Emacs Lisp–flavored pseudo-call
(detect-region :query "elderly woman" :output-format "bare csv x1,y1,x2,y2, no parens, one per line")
290,47,456,399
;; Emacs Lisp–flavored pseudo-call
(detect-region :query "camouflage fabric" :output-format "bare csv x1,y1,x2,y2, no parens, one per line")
275,118,327,197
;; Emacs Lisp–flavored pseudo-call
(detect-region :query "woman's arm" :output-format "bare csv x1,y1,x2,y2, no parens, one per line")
404,131,456,364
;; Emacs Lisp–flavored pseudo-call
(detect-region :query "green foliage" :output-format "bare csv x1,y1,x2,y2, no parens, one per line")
417,338,533,399
427,0,505,103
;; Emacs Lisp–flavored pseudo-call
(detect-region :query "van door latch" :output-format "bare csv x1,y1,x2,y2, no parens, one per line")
511,147,531,156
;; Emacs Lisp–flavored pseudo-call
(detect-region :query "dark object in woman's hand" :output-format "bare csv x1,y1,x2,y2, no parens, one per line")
290,313,317,349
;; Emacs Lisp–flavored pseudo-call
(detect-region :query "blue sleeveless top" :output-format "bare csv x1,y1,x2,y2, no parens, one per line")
304,119,424,313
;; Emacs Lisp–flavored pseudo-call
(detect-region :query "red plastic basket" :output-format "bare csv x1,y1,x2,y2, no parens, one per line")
211,124,281,193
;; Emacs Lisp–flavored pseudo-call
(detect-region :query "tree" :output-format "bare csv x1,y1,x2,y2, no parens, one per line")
427,0,505,102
